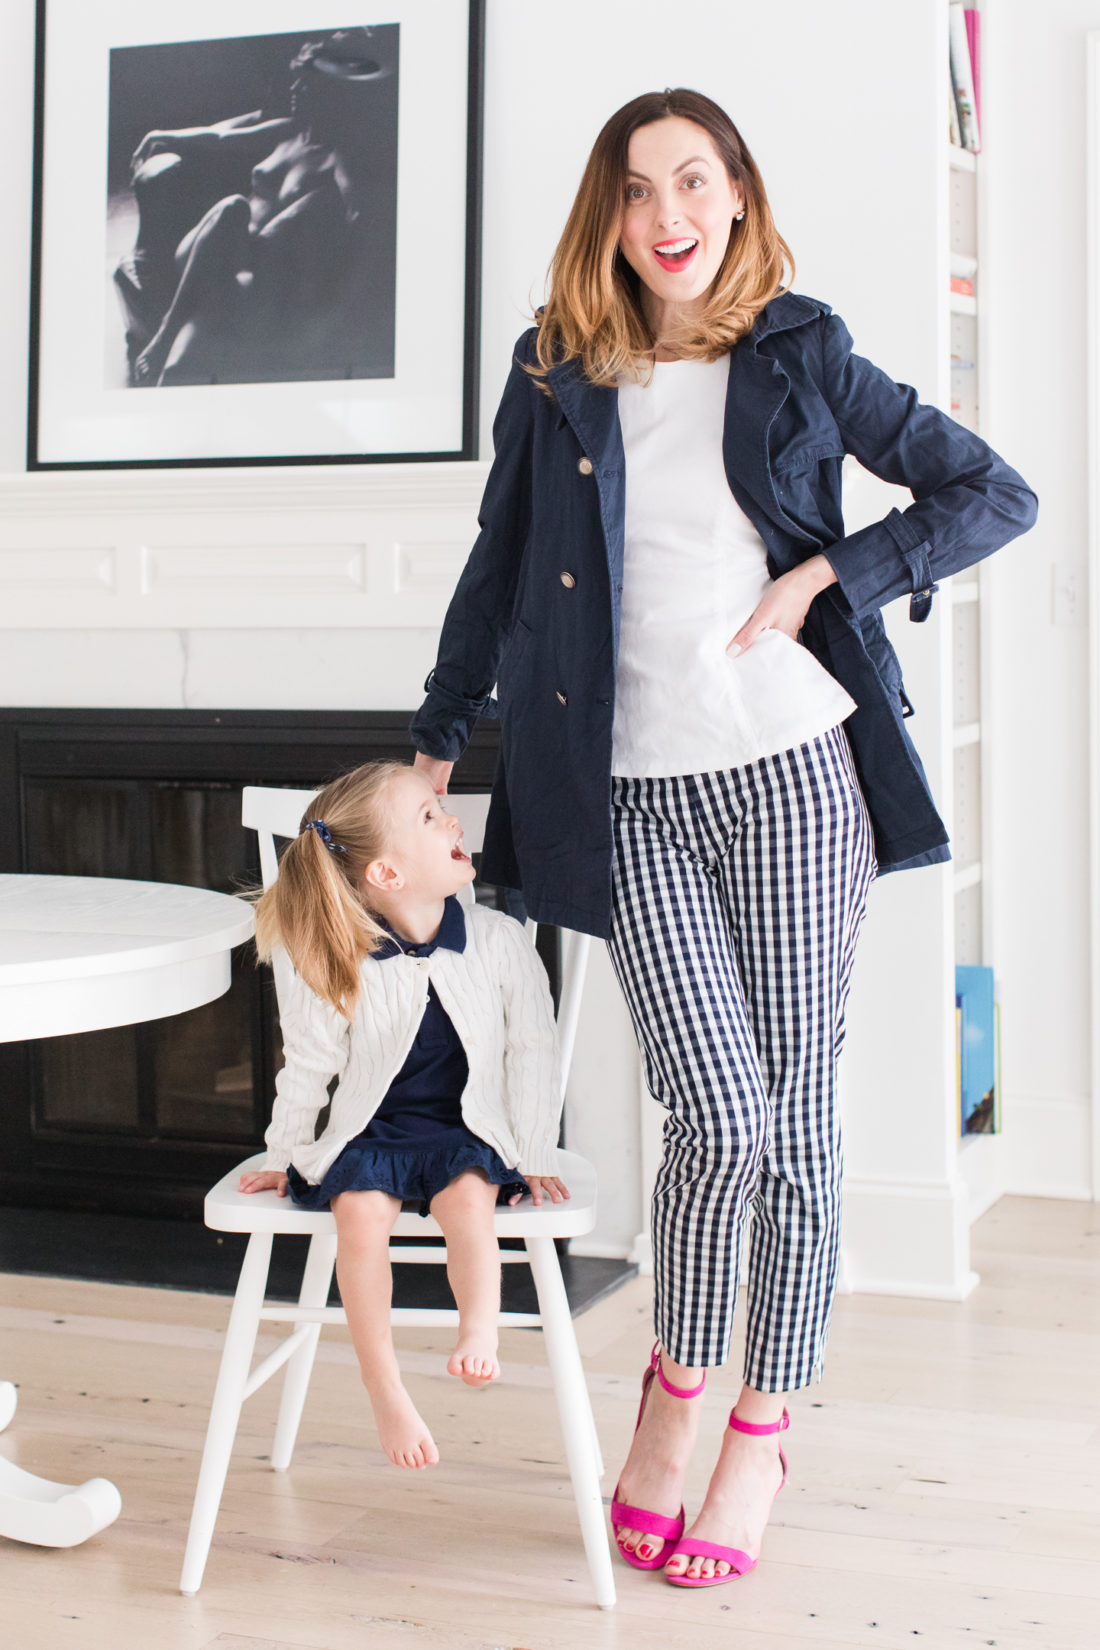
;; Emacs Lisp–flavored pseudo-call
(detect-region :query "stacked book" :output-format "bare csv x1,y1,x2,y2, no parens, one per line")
948,2,981,153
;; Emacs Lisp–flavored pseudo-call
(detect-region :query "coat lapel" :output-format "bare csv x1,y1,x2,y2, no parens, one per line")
723,337,818,547
546,359,627,592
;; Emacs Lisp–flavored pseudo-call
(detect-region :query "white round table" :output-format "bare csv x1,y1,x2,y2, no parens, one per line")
0,874,254,1547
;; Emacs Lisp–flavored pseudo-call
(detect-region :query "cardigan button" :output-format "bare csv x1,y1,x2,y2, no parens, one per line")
556,690,568,706
560,571,576,588
577,456,593,476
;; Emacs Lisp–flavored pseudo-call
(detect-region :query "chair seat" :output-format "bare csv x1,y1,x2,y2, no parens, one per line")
206,1149,598,1240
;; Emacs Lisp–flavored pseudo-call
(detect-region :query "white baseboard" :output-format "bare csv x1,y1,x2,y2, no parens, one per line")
1002,1093,1093,1200
841,1175,978,1298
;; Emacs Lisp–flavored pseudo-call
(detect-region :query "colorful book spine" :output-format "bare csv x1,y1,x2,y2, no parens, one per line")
950,276,975,296
949,1,981,153
965,8,982,131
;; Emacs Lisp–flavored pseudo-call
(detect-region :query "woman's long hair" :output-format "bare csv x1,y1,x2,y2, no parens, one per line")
253,760,407,1018
534,88,794,386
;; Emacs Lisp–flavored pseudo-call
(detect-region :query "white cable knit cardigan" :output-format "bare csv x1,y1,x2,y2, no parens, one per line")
263,903,563,1185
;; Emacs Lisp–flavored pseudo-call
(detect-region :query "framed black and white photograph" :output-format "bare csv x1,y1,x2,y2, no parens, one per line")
28,1,483,468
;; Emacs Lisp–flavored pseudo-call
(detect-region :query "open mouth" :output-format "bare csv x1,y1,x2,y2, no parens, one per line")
652,237,699,272
450,837,471,863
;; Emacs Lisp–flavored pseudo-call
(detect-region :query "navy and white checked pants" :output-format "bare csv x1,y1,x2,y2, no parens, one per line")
608,724,876,1391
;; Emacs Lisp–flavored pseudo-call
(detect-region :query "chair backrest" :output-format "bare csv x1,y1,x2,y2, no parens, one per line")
241,785,589,1095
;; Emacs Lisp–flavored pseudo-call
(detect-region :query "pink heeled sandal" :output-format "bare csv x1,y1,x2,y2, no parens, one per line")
610,1343,706,1571
664,1407,789,1588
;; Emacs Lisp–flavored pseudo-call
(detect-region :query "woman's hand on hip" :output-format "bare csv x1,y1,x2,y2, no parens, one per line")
727,553,837,655
413,752,454,796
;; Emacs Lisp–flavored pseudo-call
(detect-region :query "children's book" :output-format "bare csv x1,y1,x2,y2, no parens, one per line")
956,964,998,1133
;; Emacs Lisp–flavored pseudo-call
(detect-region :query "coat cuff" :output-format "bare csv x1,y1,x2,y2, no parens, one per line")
409,671,498,762
823,508,939,621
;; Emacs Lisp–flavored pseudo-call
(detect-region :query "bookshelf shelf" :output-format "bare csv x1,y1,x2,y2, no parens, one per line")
949,144,978,172
952,722,982,748
949,579,981,604
950,293,978,317
954,861,983,894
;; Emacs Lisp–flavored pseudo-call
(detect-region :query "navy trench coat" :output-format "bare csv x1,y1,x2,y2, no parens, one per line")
411,291,1038,939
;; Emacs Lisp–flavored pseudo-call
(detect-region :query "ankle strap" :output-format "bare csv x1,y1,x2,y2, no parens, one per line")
728,1407,790,1437
650,1343,706,1401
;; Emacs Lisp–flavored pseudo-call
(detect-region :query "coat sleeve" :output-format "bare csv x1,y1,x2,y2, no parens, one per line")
409,336,538,761
818,311,1038,621
262,961,352,1172
493,914,563,1177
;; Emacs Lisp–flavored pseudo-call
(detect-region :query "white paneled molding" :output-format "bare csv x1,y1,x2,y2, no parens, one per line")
0,467,488,629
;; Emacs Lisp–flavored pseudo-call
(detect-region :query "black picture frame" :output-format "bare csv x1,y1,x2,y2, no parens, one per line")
28,2,484,470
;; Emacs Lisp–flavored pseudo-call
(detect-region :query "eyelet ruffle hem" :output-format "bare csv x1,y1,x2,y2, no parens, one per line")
287,1123,528,1217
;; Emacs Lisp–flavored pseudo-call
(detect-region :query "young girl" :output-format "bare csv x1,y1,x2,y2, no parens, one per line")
239,760,569,1471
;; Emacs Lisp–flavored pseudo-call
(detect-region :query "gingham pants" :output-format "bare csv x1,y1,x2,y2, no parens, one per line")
607,724,876,1391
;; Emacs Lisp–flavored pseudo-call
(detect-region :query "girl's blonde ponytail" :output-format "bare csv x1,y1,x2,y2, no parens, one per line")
252,760,408,1017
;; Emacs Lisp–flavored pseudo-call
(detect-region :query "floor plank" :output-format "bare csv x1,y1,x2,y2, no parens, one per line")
1,1194,1098,1650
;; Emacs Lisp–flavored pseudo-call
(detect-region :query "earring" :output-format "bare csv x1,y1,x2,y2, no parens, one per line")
735,210,745,221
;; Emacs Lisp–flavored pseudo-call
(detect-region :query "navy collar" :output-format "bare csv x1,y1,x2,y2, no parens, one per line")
373,894,467,961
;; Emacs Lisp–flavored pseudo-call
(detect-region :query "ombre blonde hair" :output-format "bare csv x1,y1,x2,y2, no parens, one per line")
253,760,409,1018
533,88,794,387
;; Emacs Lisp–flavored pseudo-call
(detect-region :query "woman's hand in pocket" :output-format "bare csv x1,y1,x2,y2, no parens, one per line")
727,554,837,656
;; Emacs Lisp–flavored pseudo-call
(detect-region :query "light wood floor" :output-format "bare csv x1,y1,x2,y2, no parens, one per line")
1,1195,1097,1650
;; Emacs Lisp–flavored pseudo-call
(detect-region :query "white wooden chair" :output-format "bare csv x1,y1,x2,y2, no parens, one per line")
180,786,614,1608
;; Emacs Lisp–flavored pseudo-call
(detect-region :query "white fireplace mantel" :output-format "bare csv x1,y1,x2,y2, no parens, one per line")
0,464,491,630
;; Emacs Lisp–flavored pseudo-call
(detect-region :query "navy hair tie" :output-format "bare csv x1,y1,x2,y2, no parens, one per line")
302,818,347,855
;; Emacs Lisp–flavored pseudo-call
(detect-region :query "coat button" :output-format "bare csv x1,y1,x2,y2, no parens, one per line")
560,571,576,589
556,690,568,706
577,456,593,476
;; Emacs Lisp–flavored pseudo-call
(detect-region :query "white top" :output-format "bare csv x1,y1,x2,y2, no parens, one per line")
262,902,563,1182
612,355,857,779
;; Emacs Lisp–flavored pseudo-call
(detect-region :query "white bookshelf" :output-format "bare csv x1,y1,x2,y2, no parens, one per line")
945,0,1001,1207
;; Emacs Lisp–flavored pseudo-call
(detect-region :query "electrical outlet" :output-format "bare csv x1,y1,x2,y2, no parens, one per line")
1052,563,1086,626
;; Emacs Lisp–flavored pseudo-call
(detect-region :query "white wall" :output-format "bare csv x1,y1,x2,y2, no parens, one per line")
983,0,1097,1200
0,2,1081,1266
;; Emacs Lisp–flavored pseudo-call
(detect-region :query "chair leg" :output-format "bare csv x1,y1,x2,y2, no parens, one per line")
180,1231,272,1595
525,1235,616,1611
271,1231,337,1472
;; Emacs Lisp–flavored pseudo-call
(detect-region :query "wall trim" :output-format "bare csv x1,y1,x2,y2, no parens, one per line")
0,463,492,630
1003,1092,1093,1201
841,1174,979,1299
0,463,490,518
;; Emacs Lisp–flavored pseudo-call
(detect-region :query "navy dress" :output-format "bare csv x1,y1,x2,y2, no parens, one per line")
286,897,528,1216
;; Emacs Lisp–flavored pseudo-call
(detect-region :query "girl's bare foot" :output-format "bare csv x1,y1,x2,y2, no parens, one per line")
367,1380,439,1468
447,1329,500,1387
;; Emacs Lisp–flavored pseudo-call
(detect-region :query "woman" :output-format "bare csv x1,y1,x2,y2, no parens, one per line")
411,89,1037,1586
